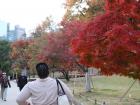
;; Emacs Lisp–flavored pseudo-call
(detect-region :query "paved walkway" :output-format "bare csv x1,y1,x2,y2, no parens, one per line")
0,80,19,105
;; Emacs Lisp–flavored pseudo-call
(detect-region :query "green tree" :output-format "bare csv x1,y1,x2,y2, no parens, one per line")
0,40,11,74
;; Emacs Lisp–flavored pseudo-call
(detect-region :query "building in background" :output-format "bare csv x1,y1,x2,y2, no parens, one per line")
7,24,26,41
0,20,26,41
0,20,7,40
15,25,26,40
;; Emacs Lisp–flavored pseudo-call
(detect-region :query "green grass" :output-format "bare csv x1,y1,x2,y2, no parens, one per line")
92,76,140,97
63,75,140,105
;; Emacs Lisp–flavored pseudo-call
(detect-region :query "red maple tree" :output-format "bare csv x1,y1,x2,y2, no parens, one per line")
71,0,140,79
10,40,32,70
37,20,88,76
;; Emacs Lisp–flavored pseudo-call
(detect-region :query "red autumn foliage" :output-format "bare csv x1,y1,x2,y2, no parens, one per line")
71,0,140,79
10,40,32,68
37,20,87,71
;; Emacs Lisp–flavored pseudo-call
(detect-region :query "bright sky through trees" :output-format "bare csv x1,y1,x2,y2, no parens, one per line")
0,0,66,33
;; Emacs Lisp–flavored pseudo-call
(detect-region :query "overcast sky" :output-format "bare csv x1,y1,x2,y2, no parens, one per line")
0,0,66,34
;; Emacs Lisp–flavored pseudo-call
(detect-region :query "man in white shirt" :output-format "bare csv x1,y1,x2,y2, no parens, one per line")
16,63,81,105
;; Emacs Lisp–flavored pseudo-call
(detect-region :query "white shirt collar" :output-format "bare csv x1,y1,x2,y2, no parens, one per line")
37,77,50,82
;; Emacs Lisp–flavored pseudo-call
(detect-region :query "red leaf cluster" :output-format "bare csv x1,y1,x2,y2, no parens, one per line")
71,0,140,79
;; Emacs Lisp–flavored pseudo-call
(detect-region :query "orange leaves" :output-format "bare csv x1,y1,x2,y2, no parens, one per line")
65,0,76,7
11,40,30,48
10,39,32,69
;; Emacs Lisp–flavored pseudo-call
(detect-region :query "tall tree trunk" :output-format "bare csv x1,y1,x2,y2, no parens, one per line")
75,61,93,92
62,71,70,81
85,69,92,92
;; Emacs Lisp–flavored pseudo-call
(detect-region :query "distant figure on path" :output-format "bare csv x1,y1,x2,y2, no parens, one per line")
16,63,81,105
17,74,28,91
1,72,11,101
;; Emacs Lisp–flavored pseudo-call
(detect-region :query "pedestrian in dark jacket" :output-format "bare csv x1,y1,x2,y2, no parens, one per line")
1,72,11,101
17,74,28,91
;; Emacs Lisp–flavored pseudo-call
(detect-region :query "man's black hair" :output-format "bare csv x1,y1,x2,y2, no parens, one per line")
36,63,49,79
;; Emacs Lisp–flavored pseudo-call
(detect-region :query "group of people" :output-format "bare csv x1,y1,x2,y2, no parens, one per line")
0,62,81,105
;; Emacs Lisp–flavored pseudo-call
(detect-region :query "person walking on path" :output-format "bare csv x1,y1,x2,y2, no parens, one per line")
1,72,11,101
16,62,81,105
0,80,19,105
17,74,28,91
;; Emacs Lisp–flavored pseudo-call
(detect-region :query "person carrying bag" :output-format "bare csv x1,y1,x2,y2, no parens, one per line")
16,63,81,105
56,78,70,105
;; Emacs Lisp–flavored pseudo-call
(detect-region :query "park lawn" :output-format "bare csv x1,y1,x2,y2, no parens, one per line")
63,75,140,105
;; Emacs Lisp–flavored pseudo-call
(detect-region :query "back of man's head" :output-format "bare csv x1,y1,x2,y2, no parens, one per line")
36,63,49,79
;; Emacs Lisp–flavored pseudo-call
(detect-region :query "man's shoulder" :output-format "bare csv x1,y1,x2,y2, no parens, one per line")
28,79,37,84
48,77,55,80
26,80,37,88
